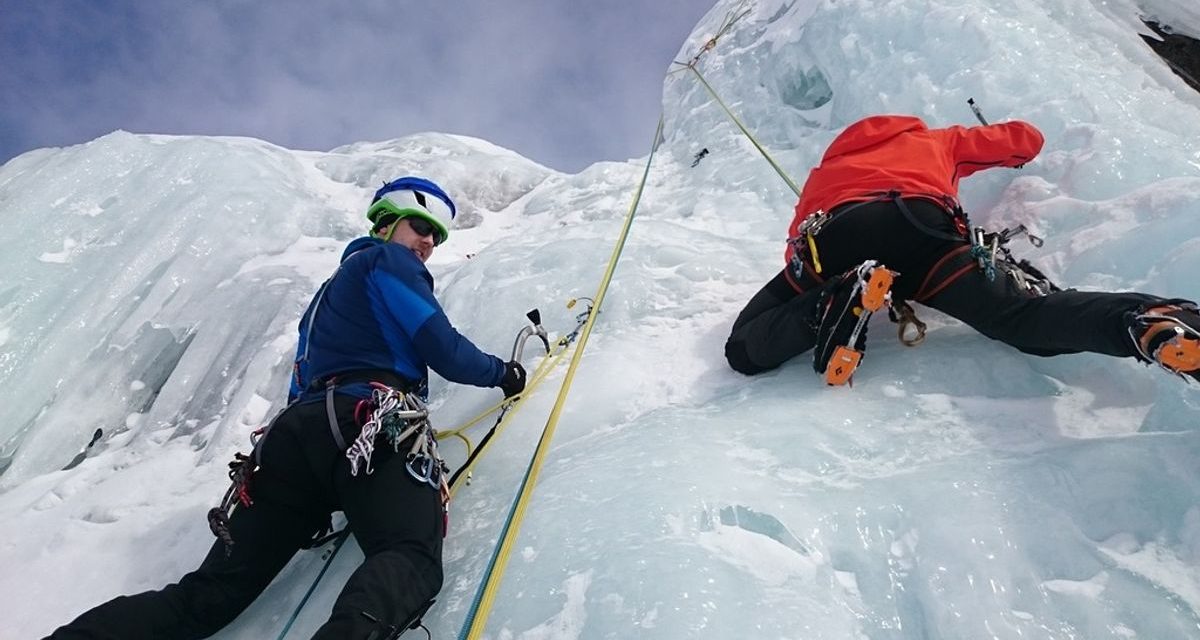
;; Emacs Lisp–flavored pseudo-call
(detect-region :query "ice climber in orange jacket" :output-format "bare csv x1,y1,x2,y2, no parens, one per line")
724,114,1200,386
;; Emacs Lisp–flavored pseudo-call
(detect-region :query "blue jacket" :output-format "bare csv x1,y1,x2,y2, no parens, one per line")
289,237,504,402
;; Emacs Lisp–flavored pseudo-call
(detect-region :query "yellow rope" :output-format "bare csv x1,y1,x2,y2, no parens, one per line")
435,400,504,444
435,346,562,446
683,64,803,197
666,1,803,198
807,233,824,273
674,1,751,69
461,115,665,640
445,335,579,499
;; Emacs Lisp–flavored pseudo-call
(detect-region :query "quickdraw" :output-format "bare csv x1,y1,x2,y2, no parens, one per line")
561,298,594,346
207,427,266,556
348,383,448,495
788,208,831,275
971,223,1057,295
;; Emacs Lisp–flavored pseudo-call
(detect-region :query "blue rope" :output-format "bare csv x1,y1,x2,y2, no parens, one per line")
969,244,997,281
455,466,533,639
276,530,350,640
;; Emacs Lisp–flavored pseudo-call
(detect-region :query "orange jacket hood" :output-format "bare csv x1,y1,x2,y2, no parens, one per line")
818,115,928,163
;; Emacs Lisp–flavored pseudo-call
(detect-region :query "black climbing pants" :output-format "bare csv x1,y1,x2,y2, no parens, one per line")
47,392,444,640
725,198,1165,374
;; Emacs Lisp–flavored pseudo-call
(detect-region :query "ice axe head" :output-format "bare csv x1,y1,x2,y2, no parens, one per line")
526,308,550,353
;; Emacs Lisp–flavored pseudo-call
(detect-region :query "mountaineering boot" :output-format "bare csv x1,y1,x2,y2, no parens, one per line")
1131,302,1200,382
358,599,435,639
812,260,896,385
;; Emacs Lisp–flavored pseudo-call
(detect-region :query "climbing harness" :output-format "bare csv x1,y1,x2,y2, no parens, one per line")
208,376,445,562
790,192,1056,358
785,207,844,280
787,191,969,280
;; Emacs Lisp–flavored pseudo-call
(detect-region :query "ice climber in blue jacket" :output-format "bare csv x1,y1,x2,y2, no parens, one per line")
49,177,527,640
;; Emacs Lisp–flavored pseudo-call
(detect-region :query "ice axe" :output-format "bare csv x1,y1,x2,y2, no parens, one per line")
968,98,989,125
511,309,551,361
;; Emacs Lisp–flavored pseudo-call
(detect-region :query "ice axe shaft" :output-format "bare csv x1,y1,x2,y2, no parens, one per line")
968,98,989,125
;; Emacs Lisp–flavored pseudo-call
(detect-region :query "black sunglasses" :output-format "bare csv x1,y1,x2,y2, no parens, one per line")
404,216,445,246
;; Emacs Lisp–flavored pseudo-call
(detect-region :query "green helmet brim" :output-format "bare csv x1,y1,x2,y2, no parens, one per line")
366,200,451,244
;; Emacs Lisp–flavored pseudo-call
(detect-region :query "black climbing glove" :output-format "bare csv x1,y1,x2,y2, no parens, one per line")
499,360,527,398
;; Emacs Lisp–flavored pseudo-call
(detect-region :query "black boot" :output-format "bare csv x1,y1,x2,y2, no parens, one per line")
812,260,896,385
358,599,435,640
1130,301,1200,382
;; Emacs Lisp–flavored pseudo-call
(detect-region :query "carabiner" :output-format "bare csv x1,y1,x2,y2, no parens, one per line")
407,454,435,485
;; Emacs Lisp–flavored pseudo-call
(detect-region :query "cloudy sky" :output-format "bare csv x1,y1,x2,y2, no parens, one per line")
0,1,715,173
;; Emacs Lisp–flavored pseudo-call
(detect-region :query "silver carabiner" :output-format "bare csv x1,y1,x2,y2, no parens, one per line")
999,224,1045,249
406,454,434,484
426,459,446,489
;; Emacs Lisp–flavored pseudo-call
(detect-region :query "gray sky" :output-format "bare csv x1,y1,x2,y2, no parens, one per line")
0,1,714,173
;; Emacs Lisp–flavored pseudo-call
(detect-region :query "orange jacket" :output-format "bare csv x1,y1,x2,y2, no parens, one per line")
785,115,1044,262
